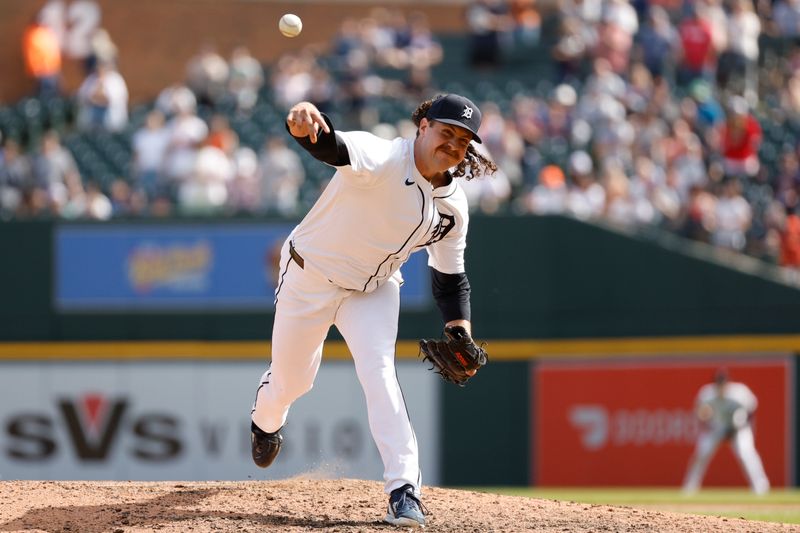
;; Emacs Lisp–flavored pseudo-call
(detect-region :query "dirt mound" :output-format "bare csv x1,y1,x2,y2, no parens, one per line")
0,478,796,532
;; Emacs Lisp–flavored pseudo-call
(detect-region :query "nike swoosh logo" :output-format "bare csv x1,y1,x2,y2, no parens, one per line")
404,177,415,186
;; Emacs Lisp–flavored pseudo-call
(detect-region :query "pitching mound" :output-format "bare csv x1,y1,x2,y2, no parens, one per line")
0,478,796,532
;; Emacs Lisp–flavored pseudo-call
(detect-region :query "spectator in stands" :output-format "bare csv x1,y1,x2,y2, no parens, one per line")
179,139,233,215
719,0,761,103
689,79,724,133
31,130,81,212
382,12,443,73
634,5,678,80
552,15,591,83
336,46,378,130
59,176,114,220
258,136,305,216
331,17,367,72
132,109,171,200
14,186,52,218
84,181,113,220
544,84,577,141
60,173,89,219
0,138,32,218
85,28,119,75
775,149,800,208
773,0,800,37
697,0,728,56
478,101,525,191
508,0,541,46
651,163,684,228
109,178,147,218
307,66,336,115
676,5,715,87
205,114,238,154
155,83,197,119
227,146,261,214
780,69,800,122
779,206,800,268
594,0,637,75
186,43,229,108
711,177,752,251
22,15,62,98
603,163,643,226
526,164,568,214
75,61,129,133
271,51,317,111
228,46,264,116
565,150,605,220
466,0,513,69
718,96,762,178
358,8,398,68
460,142,512,214
163,95,209,198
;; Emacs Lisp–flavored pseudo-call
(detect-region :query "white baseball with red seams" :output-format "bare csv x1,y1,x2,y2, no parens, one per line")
251,130,469,496
278,13,302,37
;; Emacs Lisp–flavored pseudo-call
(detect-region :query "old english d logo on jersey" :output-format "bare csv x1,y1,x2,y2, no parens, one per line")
424,213,455,246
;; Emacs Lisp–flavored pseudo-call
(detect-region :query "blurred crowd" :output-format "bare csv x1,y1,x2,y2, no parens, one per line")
4,0,800,269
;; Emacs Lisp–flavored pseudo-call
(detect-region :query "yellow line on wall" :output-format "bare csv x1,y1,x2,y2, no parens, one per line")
0,335,798,361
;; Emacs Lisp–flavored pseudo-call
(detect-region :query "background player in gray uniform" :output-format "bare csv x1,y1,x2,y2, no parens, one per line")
249,94,496,528
682,369,770,495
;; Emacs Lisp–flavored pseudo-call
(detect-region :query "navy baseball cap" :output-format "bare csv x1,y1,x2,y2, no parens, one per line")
426,94,482,144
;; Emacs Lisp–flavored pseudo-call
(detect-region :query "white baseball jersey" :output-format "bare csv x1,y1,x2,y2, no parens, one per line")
695,382,757,431
289,131,469,292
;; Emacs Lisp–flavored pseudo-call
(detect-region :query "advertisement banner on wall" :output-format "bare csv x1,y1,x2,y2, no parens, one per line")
55,224,431,311
0,359,440,483
533,356,793,487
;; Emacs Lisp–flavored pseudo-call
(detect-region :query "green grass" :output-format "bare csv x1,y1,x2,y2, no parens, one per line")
470,487,800,525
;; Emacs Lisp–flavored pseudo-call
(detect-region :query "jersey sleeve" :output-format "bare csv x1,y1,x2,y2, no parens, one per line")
336,130,394,187
737,384,758,412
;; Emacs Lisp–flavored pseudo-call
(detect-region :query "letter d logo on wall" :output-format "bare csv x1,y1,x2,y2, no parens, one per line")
569,405,609,451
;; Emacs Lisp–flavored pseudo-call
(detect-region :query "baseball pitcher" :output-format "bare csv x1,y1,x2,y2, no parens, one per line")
249,94,493,528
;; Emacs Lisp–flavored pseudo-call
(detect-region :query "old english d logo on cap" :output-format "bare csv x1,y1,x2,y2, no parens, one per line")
426,94,483,143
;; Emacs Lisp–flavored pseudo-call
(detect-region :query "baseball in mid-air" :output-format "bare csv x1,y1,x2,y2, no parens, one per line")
279,13,303,38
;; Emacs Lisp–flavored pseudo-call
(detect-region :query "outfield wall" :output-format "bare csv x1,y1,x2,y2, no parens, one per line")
1,215,799,486
0,342,796,488
4,216,800,341
0,353,441,484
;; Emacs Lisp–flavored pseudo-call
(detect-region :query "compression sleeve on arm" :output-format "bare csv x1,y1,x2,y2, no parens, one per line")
286,113,351,166
430,267,471,322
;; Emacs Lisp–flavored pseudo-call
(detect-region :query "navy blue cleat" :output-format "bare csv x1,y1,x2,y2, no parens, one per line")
384,483,426,528
250,421,282,468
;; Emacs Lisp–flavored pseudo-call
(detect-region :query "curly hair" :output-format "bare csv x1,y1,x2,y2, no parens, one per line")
411,96,497,180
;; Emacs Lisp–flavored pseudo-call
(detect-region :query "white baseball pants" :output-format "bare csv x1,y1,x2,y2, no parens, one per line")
251,239,421,495
682,426,770,494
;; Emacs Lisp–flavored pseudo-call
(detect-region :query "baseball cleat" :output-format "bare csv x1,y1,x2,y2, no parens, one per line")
384,484,426,528
250,421,282,468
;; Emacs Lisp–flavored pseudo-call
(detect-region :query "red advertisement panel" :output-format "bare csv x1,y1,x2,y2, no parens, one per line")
533,357,791,487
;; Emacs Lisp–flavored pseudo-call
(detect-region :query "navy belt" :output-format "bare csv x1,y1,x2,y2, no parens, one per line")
289,242,305,269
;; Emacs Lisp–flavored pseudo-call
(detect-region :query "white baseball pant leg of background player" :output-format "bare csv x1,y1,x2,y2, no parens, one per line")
731,425,770,495
682,429,723,493
683,428,770,494
252,240,421,496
